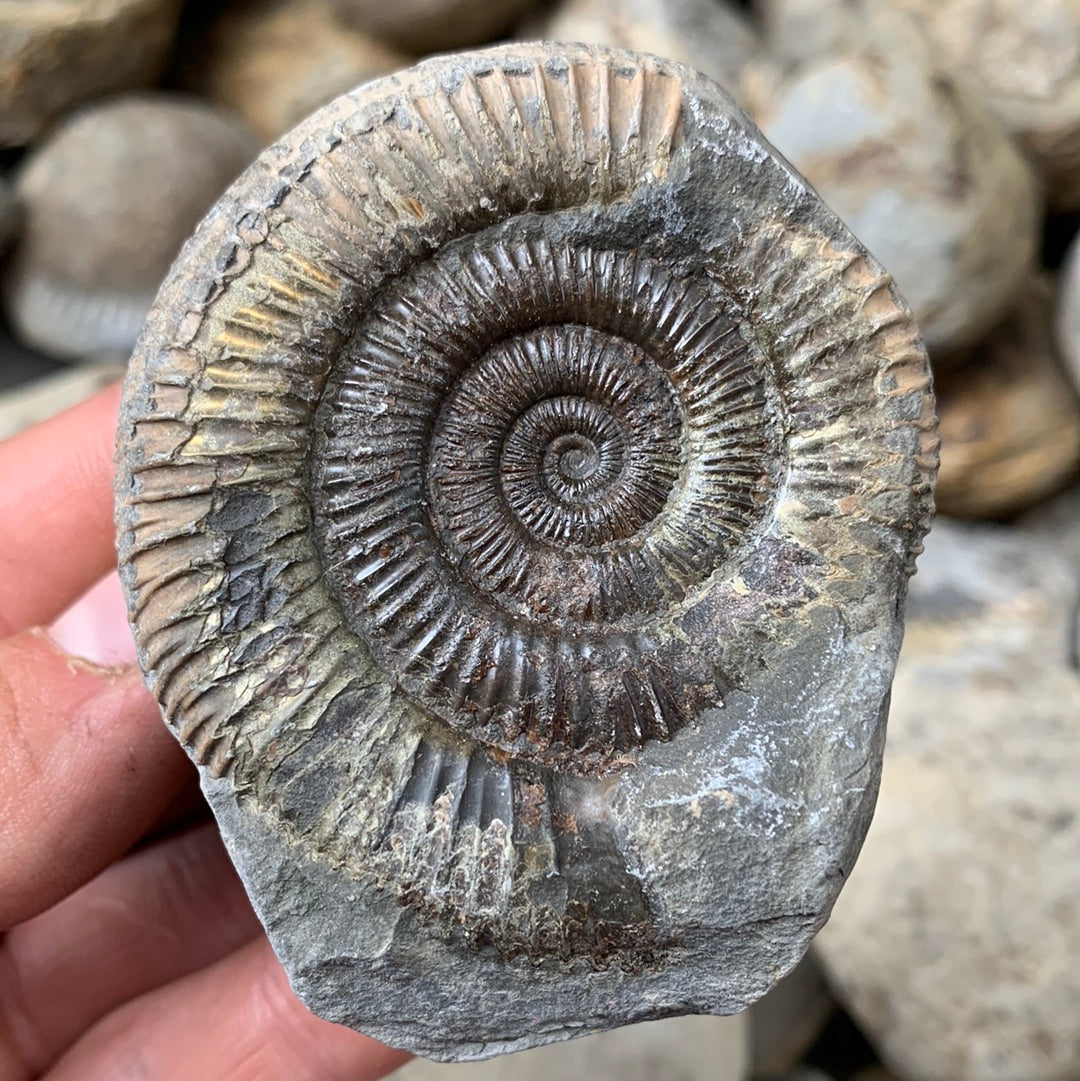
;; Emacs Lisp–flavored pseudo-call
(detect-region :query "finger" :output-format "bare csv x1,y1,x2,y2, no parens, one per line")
0,383,121,636
43,938,411,1081
141,773,208,844
0,821,262,1081
0,630,192,929
49,572,137,668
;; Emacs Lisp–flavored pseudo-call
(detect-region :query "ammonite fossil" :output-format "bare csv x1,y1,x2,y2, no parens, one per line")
115,44,937,1060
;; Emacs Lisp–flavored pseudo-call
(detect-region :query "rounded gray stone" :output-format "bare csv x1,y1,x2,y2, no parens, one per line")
816,511,1080,1081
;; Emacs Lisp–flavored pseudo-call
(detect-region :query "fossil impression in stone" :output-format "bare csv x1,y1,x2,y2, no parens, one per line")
115,44,937,1061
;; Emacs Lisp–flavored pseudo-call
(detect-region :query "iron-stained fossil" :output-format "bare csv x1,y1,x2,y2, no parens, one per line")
115,43,937,1060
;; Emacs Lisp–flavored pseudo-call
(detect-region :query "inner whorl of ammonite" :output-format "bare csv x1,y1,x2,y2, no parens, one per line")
430,323,684,590
312,231,782,769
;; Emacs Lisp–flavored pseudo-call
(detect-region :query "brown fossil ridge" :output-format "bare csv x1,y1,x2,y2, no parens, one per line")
115,44,936,1059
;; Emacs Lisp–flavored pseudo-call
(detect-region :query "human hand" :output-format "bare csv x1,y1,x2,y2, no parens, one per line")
0,385,411,1081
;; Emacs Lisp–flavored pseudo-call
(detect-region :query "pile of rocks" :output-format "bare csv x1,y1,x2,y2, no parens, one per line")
2,1,1078,1080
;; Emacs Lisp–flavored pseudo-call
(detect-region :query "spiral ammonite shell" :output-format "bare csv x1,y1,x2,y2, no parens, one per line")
116,44,937,1060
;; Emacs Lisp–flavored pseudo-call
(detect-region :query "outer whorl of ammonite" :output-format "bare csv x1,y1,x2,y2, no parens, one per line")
116,44,936,1060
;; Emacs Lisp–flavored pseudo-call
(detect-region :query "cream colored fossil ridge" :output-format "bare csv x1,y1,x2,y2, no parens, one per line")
115,44,936,1060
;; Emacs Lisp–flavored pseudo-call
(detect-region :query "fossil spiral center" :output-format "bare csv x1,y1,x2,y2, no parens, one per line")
519,400,624,504
312,234,780,769
434,330,681,556
552,440,596,483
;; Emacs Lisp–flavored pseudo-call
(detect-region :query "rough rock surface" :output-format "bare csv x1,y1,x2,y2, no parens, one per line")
815,513,1080,1081
397,1014,747,1080
750,3,1040,355
116,44,935,1060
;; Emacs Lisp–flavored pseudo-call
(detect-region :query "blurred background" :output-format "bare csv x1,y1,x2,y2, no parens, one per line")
2,1,1078,1079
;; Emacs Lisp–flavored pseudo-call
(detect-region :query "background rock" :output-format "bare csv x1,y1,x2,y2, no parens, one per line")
1054,229,1080,389
537,0,760,103
183,0,409,143
895,0,1080,211
397,1014,747,1081
0,0,184,147
328,0,536,52
935,278,1080,518
750,2,1040,355
815,513,1080,1081
0,174,20,256
751,955,836,1079
2,93,258,361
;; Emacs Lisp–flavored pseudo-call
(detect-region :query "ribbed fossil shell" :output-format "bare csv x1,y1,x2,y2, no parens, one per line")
116,44,936,1060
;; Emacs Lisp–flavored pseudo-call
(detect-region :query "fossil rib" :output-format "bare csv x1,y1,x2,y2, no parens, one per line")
115,43,937,1061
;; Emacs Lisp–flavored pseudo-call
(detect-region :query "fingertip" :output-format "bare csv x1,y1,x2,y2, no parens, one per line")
0,630,189,929
0,382,125,635
48,572,136,668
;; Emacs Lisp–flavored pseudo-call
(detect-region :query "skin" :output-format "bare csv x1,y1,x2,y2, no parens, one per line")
0,385,411,1081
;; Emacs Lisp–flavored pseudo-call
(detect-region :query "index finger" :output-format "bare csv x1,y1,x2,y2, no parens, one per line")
0,383,121,636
